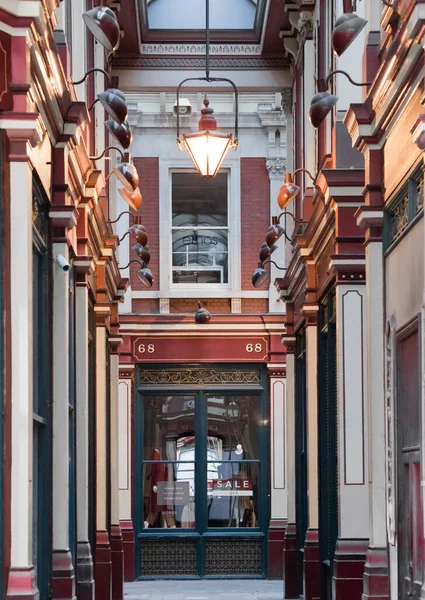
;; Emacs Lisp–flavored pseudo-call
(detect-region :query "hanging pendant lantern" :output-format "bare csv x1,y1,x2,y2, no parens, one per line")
179,97,234,178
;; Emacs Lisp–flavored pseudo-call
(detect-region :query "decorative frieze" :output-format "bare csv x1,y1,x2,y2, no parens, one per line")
139,367,261,386
385,317,396,545
113,56,288,70
139,43,262,55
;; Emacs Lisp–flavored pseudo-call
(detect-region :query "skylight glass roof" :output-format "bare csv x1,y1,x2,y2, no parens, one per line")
147,0,257,30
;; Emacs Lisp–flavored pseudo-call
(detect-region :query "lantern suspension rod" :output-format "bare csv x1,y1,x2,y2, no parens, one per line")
90,145,124,161
73,67,111,86
176,76,239,141
325,70,371,89
205,0,210,79
261,259,287,271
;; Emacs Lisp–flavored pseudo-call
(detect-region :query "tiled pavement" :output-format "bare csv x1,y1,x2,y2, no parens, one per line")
124,580,283,600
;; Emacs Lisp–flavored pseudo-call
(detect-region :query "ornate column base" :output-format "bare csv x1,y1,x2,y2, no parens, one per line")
362,547,390,600
6,567,39,600
110,524,124,600
333,539,368,600
51,550,76,600
120,520,135,582
267,519,286,579
304,528,320,600
76,540,95,600
95,531,112,600
283,523,299,599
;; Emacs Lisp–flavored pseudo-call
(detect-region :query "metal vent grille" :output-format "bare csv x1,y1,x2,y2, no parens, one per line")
205,539,262,575
140,539,198,576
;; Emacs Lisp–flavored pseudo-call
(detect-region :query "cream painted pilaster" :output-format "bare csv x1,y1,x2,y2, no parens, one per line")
285,351,296,525
75,279,94,597
269,368,287,520
7,156,37,597
118,374,133,523
365,241,387,548
305,314,319,531
51,241,76,598
335,284,369,537
95,319,108,534
110,353,120,528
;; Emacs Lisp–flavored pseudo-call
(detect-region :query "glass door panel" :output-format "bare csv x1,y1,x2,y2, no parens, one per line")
206,395,261,529
143,395,196,529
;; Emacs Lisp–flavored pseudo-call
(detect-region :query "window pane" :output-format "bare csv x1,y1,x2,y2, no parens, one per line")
172,172,227,227
143,395,196,461
172,228,228,284
143,462,195,529
206,395,261,460
207,462,259,528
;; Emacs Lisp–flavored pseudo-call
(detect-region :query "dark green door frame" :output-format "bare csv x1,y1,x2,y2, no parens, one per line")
134,364,269,579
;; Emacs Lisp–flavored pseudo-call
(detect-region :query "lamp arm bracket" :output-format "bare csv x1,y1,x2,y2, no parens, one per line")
118,230,130,244
276,211,303,225
90,145,125,162
325,70,371,88
73,68,111,86
261,259,287,271
108,211,140,225
176,76,239,143
88,97,99,112
119,259,144,270
292,168,316,183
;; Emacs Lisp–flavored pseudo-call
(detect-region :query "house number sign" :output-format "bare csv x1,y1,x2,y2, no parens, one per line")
132,336,268,362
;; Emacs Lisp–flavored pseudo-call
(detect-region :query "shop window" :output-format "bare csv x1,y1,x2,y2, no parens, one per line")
171,172,229,285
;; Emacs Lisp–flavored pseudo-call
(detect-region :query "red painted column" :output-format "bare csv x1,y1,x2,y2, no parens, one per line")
333,540,368,600
95,531,112,600
268,520,286,579
120,521,135,582
303,529,321,600
283,523,299,599
110,525,124,600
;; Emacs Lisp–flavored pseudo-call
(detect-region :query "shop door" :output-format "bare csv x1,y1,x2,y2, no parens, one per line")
135,372,268,578
397,323,423,600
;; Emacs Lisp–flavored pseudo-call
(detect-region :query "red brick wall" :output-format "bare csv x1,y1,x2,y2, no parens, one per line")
170,299,231,314
242,299,268,313
130,158,159,291
241,158,270,290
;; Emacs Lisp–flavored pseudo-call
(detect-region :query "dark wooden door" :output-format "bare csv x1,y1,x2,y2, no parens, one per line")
397,321,423,600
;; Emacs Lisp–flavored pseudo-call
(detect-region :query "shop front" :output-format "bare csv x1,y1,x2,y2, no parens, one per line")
118,317,287,580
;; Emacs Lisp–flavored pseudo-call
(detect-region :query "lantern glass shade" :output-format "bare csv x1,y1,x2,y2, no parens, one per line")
118,186,142,211
82,7,120,52
183,131,233,177
114,162,139,192
331,13,367,57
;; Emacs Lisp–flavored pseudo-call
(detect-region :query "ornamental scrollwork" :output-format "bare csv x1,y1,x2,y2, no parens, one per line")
266,158,286,176
139,368,261,386
385,316,396,546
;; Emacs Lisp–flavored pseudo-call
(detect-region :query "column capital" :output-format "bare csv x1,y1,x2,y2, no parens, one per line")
266,157,287,179
119,365,135,379
301,302,319,325
267,364,286,378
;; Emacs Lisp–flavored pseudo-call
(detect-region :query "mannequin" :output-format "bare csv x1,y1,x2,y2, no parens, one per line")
144,448,176,528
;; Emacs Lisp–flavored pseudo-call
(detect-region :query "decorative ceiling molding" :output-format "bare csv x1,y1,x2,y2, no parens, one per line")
113,55,288,70
139,43,262,55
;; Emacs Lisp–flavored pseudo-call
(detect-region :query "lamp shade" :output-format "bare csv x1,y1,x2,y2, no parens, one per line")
98,89,128,124
133,244,151,265
266,224,285,247
259,242,272,263
332,13,367,57
252,264,268,288
118,187,142,211
194,302,212,324
129,224,148,247
137,266,154,288
309,91,338,128
114,162,139,192
82,7,120,52
180,97,234,177
278,174,301,210
106,120,132,149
